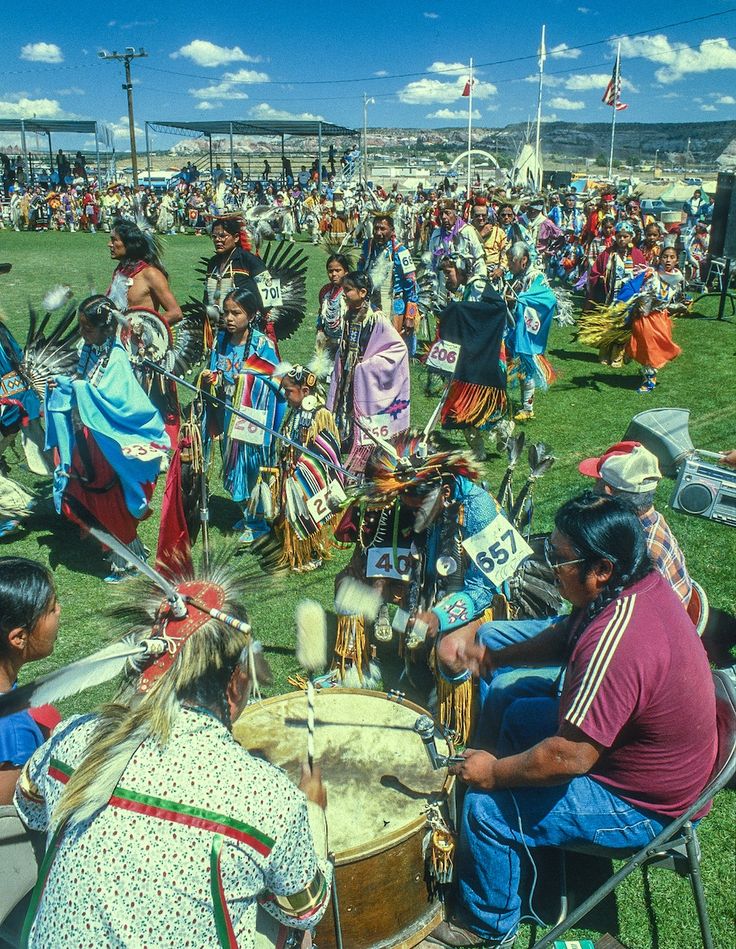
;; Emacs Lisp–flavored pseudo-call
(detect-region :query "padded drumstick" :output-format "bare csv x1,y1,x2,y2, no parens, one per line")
296,600,328,773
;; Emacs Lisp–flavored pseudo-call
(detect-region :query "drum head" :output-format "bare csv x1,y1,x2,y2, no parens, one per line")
234,690,451,859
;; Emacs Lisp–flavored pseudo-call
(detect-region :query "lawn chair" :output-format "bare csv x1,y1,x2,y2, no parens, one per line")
532,668,736,949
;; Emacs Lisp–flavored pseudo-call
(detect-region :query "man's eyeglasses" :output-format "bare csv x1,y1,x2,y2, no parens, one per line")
544,536,585,572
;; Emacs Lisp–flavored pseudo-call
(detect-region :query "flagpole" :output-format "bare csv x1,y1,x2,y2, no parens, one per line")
607,42,621,180
534,25,546,192
467,57,473,199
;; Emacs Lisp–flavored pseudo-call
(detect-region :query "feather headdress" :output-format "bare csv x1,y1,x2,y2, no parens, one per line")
358,432,482,509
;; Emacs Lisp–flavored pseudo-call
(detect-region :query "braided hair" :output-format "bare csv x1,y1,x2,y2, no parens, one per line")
555,491,652,634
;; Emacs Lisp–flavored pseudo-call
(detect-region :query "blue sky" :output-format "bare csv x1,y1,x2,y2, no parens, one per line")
2,0,736,150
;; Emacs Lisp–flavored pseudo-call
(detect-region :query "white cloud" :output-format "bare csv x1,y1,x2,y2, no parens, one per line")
563,72,613,91
20,42,63,63
0,95,66,118
57,87,85,96
222,68,270,83
428,61,467,76
171,40,261,67
701,104,717,112
577,7,590,12
549,96,585,111
248,103,325,121
398,75,495,104
196,101,222,111
109,117,143,140
550,43,581,60
427,108,481,120
616,34,736,83
374,70,388,77
189,83,249,100
716,94,736,105
423,11,439,18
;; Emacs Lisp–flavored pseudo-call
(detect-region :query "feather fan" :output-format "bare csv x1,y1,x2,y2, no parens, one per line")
259,242,309,341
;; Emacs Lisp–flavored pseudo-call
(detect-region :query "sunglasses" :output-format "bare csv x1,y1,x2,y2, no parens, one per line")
544,536,585,572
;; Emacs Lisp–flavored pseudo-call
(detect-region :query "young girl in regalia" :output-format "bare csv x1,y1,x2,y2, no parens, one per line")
315,254,350,368
258,366,343,572
201,286,285,545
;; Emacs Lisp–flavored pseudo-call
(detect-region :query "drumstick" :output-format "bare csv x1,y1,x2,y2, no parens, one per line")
296,600,328,773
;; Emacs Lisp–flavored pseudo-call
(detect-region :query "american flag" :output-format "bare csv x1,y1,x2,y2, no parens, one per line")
602,52,628,111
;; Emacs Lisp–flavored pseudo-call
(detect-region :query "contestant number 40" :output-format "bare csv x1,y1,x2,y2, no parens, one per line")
426,339,461,374
366,547,412,582
462,514,533,587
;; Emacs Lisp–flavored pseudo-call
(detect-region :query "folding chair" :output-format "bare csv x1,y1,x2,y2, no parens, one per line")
532,669,736,949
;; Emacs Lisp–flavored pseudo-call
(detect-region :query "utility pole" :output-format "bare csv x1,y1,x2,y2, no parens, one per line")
363,93,375,183
99,47,147,186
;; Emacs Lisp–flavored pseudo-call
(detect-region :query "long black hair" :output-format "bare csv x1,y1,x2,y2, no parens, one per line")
0,557,55,655
555,491,652,625
78,294,117,330
222,285,261,319
326,253,351,272
342,271,373,295
111,219,167,275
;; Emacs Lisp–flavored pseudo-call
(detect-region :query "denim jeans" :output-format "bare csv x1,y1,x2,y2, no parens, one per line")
456,696,667,941
475,618,563,747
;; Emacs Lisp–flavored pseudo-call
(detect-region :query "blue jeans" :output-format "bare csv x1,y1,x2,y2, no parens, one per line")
476,618,563,747
456,697,667,941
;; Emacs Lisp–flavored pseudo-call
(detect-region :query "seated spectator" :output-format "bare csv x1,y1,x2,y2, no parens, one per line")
429,492,716,947
0,558,61,804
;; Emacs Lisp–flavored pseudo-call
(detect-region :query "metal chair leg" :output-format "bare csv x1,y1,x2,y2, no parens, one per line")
683,824,714,949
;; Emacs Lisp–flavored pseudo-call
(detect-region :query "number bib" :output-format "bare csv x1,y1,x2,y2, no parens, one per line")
359,413,392,446
426,339,461,374
254,272,283,308
120,439,169,461
306,481,347,524
229,407,266,445
462,513,533,588
366,547,412,582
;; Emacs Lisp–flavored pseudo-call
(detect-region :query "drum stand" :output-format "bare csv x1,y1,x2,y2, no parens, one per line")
328,852,345,949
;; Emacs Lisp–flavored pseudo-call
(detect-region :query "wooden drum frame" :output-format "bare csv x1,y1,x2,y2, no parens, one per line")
234,689,455,949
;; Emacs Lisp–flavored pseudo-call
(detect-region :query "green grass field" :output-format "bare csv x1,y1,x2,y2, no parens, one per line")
1,230,734,948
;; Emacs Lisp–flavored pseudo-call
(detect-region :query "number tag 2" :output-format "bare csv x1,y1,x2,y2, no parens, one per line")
462,513,533,588
229,407,266,445
426,339,461,374
359,413,392,446
366,547,412,582
306,481,347,524
254,272,283,308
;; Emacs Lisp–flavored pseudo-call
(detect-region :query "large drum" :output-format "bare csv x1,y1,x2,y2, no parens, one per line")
234,689,454,949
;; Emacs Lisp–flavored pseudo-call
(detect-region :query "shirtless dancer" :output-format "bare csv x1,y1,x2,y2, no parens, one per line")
107,219,182,325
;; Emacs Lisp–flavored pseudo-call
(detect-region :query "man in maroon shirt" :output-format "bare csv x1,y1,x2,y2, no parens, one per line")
428,492,717,948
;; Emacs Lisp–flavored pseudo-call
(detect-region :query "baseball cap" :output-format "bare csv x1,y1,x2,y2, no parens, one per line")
578,441,662,493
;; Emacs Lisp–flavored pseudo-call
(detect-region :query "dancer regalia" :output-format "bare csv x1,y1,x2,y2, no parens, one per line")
254,365,344,572
333,437,505,742
202,287,286,545
437,284,508,435
326,272,410,474
44,296,169,580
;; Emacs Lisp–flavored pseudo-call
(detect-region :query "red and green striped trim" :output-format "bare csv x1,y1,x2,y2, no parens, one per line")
210,834,239,948
47,758,273,855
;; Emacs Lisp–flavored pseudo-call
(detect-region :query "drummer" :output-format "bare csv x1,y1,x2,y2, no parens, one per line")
14,567,332,947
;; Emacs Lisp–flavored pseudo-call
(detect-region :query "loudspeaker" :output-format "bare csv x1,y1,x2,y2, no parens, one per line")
709,171,736,258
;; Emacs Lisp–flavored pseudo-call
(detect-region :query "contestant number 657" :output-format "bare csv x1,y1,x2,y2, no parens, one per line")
475,529,516,572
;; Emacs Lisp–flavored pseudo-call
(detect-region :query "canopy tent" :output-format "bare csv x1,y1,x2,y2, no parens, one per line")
0,119,102,185
145,119,359,190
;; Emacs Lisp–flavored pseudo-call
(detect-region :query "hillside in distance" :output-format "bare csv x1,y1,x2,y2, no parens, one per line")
368,121,736,163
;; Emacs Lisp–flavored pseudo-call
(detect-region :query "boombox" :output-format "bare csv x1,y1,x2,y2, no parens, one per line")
671,455,736,526
624,407,735,528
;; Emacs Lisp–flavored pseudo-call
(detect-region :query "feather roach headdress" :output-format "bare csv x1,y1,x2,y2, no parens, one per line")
359,432,482,511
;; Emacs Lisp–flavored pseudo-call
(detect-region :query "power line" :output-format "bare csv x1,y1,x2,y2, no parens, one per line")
135,7,736,87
